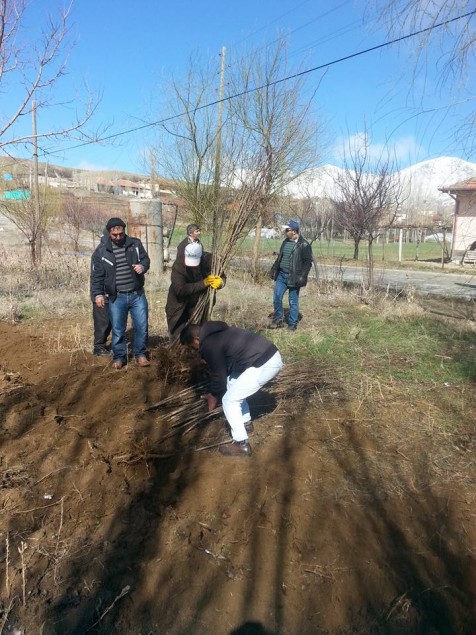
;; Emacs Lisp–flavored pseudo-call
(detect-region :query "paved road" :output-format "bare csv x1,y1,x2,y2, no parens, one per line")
172,247,476,302
315,262,476,301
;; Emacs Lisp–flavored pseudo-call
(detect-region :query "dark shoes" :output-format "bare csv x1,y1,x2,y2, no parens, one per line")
113,357,150,369
93,346,110,356
219,441,252,457
268,319,284,329
287,324,297,332
244,421,254,433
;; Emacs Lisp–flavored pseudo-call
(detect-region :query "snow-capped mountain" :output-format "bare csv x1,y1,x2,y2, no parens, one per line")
399,157,476,206
286,164,343,199
286,157,476,208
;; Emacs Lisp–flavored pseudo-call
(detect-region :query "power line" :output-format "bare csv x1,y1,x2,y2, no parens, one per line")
40,9,476,160
229,0,319,49
229,0,354,67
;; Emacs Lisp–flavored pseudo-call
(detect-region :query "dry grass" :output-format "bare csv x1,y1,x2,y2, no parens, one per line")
0,246,91,321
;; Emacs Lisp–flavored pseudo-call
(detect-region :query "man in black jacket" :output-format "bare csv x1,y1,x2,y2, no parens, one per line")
165,242,223,340
269,219,313,332
180,321,283,457
176,223,201,263
91,217,151,369
90,231,111,355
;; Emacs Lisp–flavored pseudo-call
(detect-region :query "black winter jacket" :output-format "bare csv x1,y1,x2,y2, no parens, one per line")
165,252,213,336
91,234,150,300
270,235,313,288
199,321,278,398
89,233,107,302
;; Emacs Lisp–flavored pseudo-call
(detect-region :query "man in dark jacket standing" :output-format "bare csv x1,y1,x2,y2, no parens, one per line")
165,241,223,340
180,321,283,457
91,217,151,369
176,223,201,263
270,219,313,331
90,231,111,355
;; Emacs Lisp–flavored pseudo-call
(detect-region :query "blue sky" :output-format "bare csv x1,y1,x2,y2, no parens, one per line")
3,0,475,173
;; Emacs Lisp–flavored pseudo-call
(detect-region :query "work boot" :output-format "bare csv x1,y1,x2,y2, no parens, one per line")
268,318,284,329
136,356,150,367
219,440,252,457
244,421,254,433
287,324,297,332
93,346,110,356
113,360,124,369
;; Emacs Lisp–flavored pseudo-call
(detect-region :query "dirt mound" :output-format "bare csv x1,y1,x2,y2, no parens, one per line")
0,319,475,634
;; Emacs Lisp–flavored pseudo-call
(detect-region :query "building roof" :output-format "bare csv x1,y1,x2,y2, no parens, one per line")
2,189,30,200
439,176,476,193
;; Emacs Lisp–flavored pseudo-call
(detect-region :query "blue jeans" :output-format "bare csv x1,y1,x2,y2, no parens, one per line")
109,291,148,362
273,271,300,327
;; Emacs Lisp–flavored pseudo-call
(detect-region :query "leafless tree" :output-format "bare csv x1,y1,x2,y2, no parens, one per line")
228,37,323,279
0,1,102,263
61,195,84,252
83,204,110,248
333,133,403,287
151,54,220,227
297,196,335,244
0,0,98,154
0,176,61,263
369,0,476,155
61,195,95,252
152,39,324,284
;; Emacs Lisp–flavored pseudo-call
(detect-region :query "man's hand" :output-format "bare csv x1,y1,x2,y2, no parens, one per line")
209,276,223,289
133,264,144,274
200,393,218,411
204,275,223,289
95,295,105,308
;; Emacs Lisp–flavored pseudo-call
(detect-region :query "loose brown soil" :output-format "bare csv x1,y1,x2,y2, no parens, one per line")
0,316,475,635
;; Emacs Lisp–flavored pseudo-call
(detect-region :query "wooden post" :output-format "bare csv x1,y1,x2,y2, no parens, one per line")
32,100,41,264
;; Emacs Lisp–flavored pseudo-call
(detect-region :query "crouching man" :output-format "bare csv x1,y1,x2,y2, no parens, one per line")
180,321,283,457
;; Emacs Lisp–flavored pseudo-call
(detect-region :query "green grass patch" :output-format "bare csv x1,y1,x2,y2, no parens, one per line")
273,309,475,388
169,227,447,266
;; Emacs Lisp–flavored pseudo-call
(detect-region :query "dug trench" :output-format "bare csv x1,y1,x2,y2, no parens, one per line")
0,319,475,634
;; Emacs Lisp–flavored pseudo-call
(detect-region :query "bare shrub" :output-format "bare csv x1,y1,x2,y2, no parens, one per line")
0,246,91,320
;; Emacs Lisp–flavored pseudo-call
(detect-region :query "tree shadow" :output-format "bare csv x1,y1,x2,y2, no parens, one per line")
231,621,276,634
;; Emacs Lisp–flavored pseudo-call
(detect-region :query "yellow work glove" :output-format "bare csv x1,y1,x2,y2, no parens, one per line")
204,275,216,287
209,275,223,290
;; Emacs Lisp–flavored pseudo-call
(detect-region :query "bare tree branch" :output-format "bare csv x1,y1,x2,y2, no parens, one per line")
333,130,404,286
0,0,99,151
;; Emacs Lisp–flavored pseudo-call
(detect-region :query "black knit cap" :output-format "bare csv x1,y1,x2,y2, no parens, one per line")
106,217,126,230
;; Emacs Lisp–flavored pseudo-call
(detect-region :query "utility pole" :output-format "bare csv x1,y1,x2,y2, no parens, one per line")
32,99,41,264
150,149,164,272
441,227,446,269
212,46,226,260
208,46,226,319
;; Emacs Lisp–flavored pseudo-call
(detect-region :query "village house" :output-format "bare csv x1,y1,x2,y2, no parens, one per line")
440,176,476,263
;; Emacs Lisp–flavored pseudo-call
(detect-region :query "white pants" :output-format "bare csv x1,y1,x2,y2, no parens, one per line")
222,351,283,442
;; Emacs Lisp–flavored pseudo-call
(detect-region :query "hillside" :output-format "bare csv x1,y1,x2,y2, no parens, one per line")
3,154,476,211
